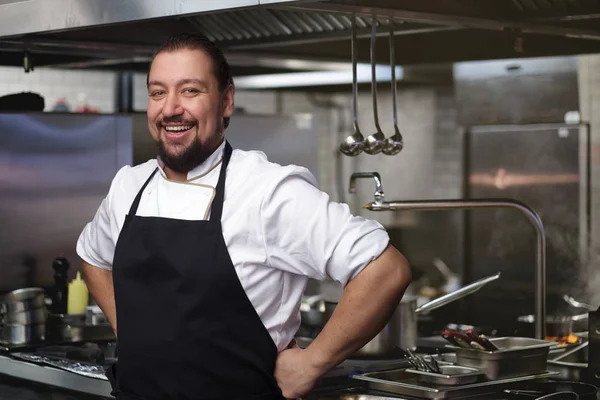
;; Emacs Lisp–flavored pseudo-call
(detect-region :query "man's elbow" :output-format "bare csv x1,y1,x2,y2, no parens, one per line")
390,246,412,293
81,259,112,283
364,244,412,295
81,260,97,282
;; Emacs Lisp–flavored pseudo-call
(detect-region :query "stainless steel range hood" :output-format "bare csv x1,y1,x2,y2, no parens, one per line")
0,0,599,87
0,0,265,38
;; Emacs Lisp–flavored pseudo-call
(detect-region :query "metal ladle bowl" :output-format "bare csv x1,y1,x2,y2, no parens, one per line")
339,14,365,156
363,17,386,155
339,128,364,156
383,125,404,155
363,132,386,155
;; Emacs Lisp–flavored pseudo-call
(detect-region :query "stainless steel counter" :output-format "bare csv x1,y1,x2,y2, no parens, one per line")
3,342,582,400
0,354,112,398
0,350,409,399
0,352,589,400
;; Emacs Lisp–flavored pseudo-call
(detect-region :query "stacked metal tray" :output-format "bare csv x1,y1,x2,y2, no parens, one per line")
453,337,554,380
352,369,559,399
405,365,483,386
351,337,558,399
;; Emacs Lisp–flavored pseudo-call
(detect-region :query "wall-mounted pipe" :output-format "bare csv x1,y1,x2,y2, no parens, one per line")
349,172,547,339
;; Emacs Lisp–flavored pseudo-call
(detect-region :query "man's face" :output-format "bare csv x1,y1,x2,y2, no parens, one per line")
147,48,234,173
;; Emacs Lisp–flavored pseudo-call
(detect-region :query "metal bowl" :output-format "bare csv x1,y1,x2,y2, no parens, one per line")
1,287,45,313
1,323,45,344
517,314,575,338
2,287,44,302
1,306,48,325
300,299,337,328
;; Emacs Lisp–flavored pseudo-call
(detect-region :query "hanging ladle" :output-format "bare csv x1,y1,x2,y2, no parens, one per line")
382,19,404,155
339,14,365,156
363,16,386,155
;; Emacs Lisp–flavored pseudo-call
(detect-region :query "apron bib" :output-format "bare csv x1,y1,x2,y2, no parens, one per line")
107,142,284,400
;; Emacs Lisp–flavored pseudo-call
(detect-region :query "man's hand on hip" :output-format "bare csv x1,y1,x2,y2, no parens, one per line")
274,347,321,399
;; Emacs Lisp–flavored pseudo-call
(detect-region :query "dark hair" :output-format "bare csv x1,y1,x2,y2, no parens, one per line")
147,33,234,129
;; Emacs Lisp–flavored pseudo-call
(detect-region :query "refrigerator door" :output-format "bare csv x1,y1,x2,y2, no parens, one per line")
464,123,590,331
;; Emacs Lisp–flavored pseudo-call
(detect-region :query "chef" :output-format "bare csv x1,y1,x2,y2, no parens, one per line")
77,33,411,400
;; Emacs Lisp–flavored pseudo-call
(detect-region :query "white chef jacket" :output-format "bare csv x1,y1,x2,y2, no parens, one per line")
77,140,390,351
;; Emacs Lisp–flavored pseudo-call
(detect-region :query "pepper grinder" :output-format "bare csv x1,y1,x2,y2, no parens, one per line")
52,256,70,314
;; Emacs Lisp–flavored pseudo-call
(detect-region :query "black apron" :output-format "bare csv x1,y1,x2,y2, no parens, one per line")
106,142,284,400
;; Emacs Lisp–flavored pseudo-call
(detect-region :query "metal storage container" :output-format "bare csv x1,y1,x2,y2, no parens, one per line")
454,337,554,380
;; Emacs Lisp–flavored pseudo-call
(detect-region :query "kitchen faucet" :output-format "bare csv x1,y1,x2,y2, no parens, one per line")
349,172,547,339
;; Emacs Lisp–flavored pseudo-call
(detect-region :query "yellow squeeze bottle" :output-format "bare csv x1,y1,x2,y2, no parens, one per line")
67,272,89,314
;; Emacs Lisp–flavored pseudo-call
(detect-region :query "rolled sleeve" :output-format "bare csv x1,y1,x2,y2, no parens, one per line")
260,167,389,286
76,196,114,270
327,218,390,285
76,166,130,271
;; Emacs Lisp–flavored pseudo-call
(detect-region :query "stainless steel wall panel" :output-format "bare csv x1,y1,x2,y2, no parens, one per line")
0,113,132,291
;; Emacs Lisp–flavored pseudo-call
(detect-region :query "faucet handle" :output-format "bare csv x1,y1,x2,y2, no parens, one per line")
349,172,385,204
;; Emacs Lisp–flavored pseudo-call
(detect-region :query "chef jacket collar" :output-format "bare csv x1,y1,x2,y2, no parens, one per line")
156,140,226,182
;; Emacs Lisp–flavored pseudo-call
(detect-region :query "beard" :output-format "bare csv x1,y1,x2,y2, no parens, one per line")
155,116,224,174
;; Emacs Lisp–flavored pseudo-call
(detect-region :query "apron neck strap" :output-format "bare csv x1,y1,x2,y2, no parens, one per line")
128,168,158,216
209,140,233,223
128,141,233,219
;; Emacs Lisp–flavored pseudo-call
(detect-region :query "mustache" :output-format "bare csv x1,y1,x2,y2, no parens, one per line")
157,117,197,127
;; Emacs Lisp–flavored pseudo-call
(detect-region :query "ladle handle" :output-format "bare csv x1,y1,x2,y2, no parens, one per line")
370,16,382,132
415,272,501,314
389,19,398,128
351,14,359,132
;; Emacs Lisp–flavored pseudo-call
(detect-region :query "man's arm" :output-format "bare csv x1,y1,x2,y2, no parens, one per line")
274,244,411,397
308,244,411,366
81,260,117,336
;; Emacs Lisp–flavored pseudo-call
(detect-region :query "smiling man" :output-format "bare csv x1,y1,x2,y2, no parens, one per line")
77,33,411,400
147,47,229,179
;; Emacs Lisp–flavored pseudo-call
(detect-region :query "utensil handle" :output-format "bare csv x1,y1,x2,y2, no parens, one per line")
552,341,589,362
351,14,359,131
415,272,501,314
441,331,460,347
370,16,382,132
389,19,398,127
466,329,499,351
445,330,473,349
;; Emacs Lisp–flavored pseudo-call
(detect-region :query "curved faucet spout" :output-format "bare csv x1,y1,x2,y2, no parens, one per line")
349,172,385,205
363,197,547,339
